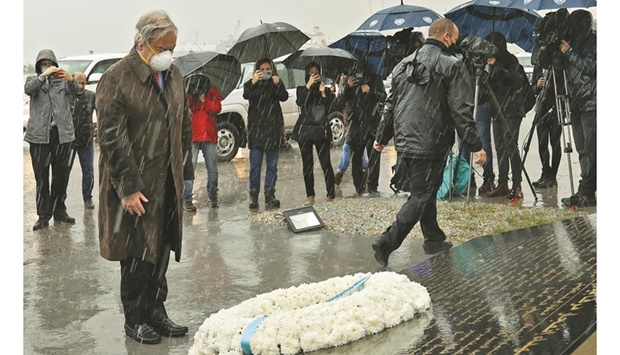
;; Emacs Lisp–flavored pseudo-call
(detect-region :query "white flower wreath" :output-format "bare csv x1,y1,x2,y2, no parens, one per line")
188,271,432,355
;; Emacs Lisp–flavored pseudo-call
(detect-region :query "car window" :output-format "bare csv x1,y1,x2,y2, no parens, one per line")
291,68,306,88
56,60,92,75
275,63,291,89
90,59,122,75
517,55,533,68
237,63,254,89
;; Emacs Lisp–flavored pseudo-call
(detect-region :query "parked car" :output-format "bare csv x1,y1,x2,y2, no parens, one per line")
215,58,346,162
23,52,127,133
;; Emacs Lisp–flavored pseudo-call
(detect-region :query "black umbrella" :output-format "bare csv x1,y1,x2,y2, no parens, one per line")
282,47,358,80
227,21,310,63
172,51,241,99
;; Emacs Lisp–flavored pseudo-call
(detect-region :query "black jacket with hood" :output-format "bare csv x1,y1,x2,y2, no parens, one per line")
563,14,596,114
376,39,482,159
485,32,527,120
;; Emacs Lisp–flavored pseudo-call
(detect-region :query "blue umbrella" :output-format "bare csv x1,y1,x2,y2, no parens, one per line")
508,0,596,10
356,1,443,31
445,0,542,52
328,31,388,79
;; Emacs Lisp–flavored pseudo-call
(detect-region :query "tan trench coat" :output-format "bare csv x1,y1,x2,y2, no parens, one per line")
95,48,193,264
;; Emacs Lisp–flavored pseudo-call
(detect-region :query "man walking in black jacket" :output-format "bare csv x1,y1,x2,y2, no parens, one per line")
371,18,486,266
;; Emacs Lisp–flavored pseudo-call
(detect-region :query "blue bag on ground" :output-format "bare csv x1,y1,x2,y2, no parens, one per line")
437,155,471,201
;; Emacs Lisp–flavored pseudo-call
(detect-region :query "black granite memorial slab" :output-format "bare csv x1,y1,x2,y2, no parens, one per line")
401,215,597,354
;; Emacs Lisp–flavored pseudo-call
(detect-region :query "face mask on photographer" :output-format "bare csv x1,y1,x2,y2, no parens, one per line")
354,73,364,80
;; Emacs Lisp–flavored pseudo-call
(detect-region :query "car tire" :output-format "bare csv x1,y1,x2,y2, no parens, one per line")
217,121,240,162
328,111,345,147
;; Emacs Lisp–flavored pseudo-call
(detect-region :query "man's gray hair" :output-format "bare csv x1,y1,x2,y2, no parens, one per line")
134,10,178,45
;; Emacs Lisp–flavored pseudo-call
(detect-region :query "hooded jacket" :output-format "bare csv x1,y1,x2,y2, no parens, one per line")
564,30,596,113
376,39,482,159
189,86,222,143
340,63,386,144
485,33,526,120
24,49,79,144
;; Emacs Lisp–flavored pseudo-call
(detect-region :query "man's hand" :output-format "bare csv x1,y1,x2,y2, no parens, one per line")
487,57,496,66
121,191,149,216
373,141,385,152
361,84,370,94
560,40,571,54
537,77,545,88
473,149,487,166
41,66,59,79
56,69,73,82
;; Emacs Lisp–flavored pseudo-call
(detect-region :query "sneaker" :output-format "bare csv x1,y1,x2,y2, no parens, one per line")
325,196,335,202
84,200,95,209
367,189,381,197
422,240,453,255
562,194,596,208
304,196,315,206
183,200,197,212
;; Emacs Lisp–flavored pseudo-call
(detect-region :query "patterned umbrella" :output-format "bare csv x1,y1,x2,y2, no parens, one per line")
445,0,542,52
328,31,388,79
508,0,596,10
356,1,443,31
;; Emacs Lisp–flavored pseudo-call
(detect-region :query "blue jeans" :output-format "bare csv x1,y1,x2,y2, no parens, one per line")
184,141,218,201
249,148,279,192
458,101,494,180
337,141,368,173
73,143,95,202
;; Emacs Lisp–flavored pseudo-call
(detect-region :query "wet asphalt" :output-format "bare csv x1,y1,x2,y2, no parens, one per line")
22,110,584,354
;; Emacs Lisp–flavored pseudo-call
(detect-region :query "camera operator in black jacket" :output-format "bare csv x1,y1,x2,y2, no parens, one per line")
371,18,486,266
559,10,597,208
484,32,528,200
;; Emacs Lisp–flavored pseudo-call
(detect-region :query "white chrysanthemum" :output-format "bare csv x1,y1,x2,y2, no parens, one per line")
188,272,432,355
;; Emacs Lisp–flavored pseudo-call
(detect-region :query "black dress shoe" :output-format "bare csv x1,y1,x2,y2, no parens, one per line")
54,211,76,224
124,323,161,344
148,317,188,337
33,218,50,231
371,239,394,267
422,240,453,255
537,178,557,188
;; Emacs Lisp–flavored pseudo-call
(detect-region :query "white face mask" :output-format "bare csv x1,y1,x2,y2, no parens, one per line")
150,50,173,72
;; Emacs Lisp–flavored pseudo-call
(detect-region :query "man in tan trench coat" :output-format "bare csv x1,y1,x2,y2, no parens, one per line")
95,10,194,344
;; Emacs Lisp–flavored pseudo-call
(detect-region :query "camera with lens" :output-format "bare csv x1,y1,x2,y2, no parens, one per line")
457,35,498,71
532,9,570,69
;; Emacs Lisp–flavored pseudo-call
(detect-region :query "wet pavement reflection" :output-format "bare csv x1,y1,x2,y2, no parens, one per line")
22,111,594,354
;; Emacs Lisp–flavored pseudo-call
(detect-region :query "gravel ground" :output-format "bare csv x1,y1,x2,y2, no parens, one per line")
249,194,590,243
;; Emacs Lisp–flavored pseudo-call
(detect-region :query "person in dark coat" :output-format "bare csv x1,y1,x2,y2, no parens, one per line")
95,10,193,344
559,10,597,208
69,72,97,210
339,61,386,196
243,58,288,209
371,18,486,266
484,32,528,200
292,61,336,205
24,49,79,230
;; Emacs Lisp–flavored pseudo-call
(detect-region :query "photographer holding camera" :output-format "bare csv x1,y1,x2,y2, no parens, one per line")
24,49,79,230
243,58,289,209
339,61,386,197
559,10,597,208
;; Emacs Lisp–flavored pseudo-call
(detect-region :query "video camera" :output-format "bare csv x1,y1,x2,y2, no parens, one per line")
531,9,570,70
457,35,498,72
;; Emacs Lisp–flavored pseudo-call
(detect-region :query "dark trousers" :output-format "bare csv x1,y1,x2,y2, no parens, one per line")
69,143,95,202
119,170,175,325
493,117,523,186
536,118,562,179
299,140,335,198
350,138,380,194
29,126,73,219
378,157,446,249
572,110,596,196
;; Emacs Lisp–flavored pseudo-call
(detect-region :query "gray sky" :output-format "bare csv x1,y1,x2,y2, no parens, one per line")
23,0,475,64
